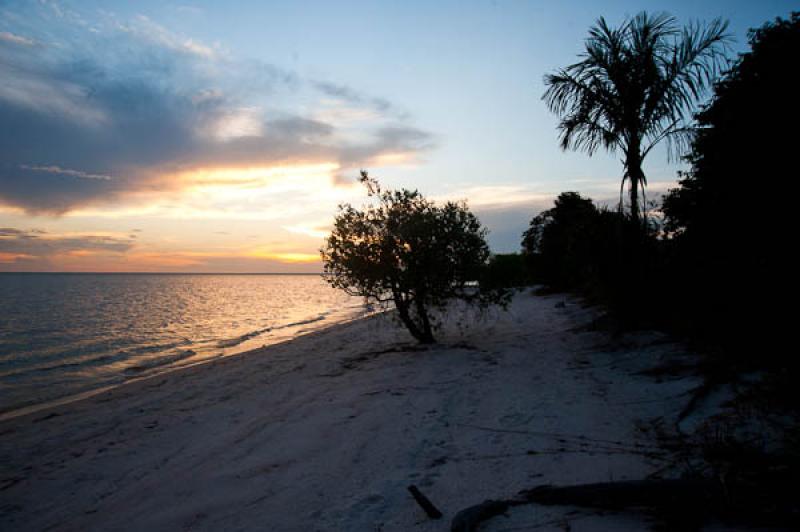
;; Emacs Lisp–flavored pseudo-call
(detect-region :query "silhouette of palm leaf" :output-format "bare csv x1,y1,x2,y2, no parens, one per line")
543,12,730,219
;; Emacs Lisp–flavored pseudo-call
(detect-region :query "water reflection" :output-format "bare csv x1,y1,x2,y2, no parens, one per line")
0,274,363,414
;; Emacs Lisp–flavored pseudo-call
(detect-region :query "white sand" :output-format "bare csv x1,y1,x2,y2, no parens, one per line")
0,291,701,531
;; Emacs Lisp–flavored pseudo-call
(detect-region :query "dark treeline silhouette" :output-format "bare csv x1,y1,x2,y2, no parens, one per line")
521,192,649,321
531,12,799,377
511,15,800,527
661,13,800,378
480,253,532,291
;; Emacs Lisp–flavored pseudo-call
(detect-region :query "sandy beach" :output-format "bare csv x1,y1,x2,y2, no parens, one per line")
0,291,702,531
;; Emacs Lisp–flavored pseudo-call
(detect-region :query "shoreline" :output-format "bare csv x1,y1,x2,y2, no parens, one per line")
0,309,373,423
0,292,703,531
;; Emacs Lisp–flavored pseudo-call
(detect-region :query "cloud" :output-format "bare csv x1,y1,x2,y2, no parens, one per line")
0,228,136,261
340,126,436,167
116,14,219,59
0,4,434,215
313,81,395,114
0,31,37,47
19,165,113,181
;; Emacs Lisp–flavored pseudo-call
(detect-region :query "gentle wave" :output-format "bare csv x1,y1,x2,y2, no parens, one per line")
214,312,332,349
0,274,364,416
124,349,198,374
0,340,194,379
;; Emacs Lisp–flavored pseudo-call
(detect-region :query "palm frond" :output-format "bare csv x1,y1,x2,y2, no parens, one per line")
543,11,731,192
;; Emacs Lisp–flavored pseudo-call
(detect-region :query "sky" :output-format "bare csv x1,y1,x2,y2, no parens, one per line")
0,0,795,272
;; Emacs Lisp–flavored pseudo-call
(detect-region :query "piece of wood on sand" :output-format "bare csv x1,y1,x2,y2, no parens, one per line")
408,484,443,519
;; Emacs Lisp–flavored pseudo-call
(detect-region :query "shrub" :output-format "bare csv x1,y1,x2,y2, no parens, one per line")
322,172,509,343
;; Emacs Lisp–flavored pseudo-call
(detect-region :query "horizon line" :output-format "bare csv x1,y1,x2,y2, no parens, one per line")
0,271,325,275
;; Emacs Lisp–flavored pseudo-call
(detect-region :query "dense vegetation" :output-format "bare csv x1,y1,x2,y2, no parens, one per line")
321,171,509,343
520,19,800,521
529,13,799,378
521,192,652,324
661,13,799,373
324,12,798,371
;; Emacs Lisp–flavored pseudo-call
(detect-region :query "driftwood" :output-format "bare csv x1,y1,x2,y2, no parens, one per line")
452,476,800,530
451,500,510,532
450,479,723,532
520,478,721,509
408,484,443,519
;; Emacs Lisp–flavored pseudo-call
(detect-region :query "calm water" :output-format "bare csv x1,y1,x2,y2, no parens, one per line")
0,274,364,416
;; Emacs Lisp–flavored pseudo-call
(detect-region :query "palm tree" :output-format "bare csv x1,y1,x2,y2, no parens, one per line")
543,12,730,222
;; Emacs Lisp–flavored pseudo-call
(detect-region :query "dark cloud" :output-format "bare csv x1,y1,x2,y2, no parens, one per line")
0,228,136,257
0,7,434,215
0,39,204,212
270,117,334,138
313,81,401,118
313,81,362,102
340,126,436,166
313,81,395,114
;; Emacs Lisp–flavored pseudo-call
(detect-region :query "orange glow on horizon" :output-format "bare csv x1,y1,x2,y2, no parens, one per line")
246,249,320,263
176,163,341,189
0,252,35,263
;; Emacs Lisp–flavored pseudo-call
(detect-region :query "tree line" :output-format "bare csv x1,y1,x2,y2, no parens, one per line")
523,12,798,381
321,10,799,382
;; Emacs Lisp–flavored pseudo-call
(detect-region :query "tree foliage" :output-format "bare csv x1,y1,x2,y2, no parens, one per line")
322,172,508,344
481,253,532,290
664,12,799,239
543,12,730,221
522,192,599,290
521,192,658,324
661,13,800,364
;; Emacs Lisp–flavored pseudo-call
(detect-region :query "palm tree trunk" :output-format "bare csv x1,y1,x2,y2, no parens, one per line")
625,148,645,223
629,177,640,221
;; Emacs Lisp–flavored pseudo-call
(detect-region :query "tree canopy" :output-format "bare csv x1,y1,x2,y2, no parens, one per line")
522,192,599,290
664,12,799,241
322,172,508,344
661,13,799,362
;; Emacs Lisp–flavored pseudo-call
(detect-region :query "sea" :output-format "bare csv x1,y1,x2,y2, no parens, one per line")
0,273,365,417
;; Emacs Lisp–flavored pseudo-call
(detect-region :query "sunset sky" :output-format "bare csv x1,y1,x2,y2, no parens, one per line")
1,0,794,272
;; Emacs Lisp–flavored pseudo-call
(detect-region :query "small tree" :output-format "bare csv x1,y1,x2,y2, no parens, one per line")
521,192,600,289
322,171,508,344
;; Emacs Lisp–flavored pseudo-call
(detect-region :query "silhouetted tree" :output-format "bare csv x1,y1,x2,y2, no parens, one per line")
522,192,599,289
521,192,658,324
322,172,508,344
543,12,729,221
664,12,799,239
481,253,532,290
662,13,800,364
